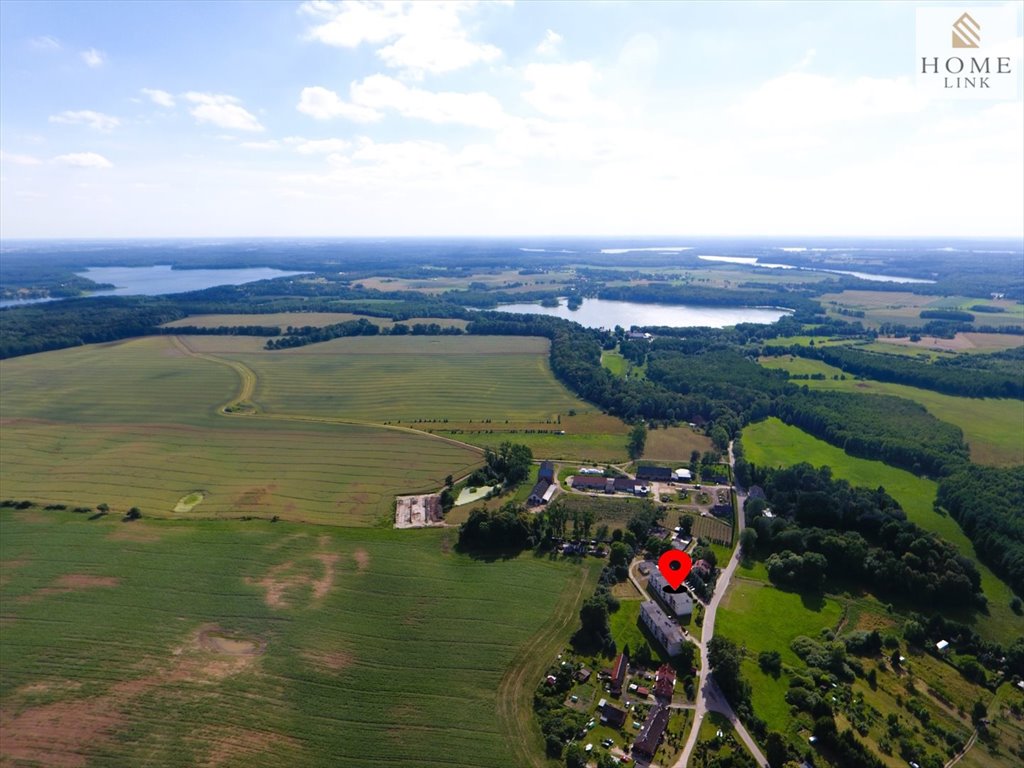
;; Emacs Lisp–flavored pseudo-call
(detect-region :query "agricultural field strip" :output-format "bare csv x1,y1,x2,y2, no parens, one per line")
758,355,1024,467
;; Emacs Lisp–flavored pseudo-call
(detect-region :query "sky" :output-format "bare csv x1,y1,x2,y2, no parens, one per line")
0,0,1022,239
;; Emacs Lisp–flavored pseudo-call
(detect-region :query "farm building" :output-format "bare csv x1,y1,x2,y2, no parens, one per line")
578,466,604,475
936,640,951,655
613,477,642,494
639,600,685,657
609,652,628,696
647,569,694,618
528,479,552,506
600,702,627,728
538,461,555,483
636,465,673,482
633,703,670,759
571,475,607,491
654,664,675,700
672,468,692,481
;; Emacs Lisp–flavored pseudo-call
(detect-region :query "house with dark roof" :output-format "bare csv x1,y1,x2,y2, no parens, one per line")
599,702,627,728
747,485,766,501
528,479,551,506
654,664,675,701
571,475,607,491
636,465,672,482
633,703,670,759
639,600,685,657
610,652,628,696
613,477,641,494
538,461,555,483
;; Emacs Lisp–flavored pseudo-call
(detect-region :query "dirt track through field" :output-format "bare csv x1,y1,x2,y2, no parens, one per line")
171,335,485,456
496,564,596,768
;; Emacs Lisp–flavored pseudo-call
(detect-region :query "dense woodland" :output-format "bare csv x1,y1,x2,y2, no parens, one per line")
744,464,984,608
937,466,1024,597
773,390,970,476
766,343,1024,399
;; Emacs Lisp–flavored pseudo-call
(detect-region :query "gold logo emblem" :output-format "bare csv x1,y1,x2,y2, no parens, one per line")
952,12,980,48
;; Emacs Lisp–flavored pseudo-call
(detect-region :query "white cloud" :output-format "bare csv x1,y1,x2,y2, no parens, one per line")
53,152,112,169
289,137,353,154
300,0,502,77
49,110,121,131
733,72,927,126
241,140,282,150
0,151,42,166
536,29,562,56
141,88,175,108
29,35,61,51
350,74,506,128
522,61,618,120
81,48,106,68
297,86,382,122
185,92,264,131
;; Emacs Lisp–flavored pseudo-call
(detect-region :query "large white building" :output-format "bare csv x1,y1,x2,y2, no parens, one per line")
639,600,685,657
648,568,694,618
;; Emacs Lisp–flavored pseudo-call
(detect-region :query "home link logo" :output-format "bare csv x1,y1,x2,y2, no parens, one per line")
916,6,1021,101
951,12,980,49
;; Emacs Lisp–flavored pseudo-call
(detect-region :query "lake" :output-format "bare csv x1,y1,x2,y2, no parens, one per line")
697,255,935,284
77,265,310,296
493,298,791,329
0,265,310,308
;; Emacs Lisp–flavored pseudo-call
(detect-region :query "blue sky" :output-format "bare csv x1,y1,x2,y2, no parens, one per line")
1,0,1021,238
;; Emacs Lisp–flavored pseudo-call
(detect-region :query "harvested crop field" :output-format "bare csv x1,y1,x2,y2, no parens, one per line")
0,511,596,768
161,312,468,331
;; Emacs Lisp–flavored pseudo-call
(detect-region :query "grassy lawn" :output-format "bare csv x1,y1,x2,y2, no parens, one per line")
742,418,1020,644
601,350,627,376
0,510,590,768
759,355,1024,466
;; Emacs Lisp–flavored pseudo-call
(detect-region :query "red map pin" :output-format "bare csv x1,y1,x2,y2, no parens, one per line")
658,550,692,590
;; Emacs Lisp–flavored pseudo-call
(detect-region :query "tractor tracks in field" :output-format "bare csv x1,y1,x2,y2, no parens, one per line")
170,335,485,455
496,564,596,768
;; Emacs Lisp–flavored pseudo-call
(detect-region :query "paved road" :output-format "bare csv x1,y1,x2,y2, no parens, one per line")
674,442,768,768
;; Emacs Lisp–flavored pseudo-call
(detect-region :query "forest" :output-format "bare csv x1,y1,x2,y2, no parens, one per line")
746,464,984,609
773,390,970,476
936,465,1024,597
766,343,1024,399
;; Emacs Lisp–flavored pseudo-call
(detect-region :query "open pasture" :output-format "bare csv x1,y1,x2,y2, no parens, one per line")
643,425,711,462
162,312,469,330
758,356,1024,466
873,332,1023,354
216,335,594,424
819,290,1024,329
742,418,1020,643
0,511,592,768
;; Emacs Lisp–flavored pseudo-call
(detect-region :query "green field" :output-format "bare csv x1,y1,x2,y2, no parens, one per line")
208,335,593,424
0,510,594,767
819,290,1024,330
742,418,1021,642
716,576,843,732
601,351,627,376
759,355,1024,466
0,337,487,525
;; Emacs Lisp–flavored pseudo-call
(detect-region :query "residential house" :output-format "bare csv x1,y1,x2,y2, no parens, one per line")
654,664,675,701
639,600,685,657
610,652,628,696
571,475,608,491
648,569,694,618
633,704,670,759
600,702,627,728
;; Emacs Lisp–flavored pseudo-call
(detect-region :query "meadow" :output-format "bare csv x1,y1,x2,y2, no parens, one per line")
643,425,711,462
0,510,595,768
819,290,1024,330
742,418,1020,643
759,355,1024,466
